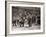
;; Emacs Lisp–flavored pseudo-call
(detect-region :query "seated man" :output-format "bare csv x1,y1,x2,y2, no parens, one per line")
19,17,24,27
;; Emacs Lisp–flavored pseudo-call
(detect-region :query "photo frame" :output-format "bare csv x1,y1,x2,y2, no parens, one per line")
6,1,45,35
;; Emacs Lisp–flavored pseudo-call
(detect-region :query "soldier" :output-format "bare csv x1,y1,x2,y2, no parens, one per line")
27,17,32,27
12,20,16,27
32,15,36,24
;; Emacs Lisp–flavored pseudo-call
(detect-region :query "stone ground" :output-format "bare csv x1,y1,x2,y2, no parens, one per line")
12,24,40,31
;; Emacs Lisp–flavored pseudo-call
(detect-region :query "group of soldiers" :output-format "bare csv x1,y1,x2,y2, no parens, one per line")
12,12,40,27
12,7,40,27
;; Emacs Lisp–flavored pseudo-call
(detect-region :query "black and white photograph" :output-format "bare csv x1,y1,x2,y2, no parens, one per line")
7,2,44,34
12,7,40,30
